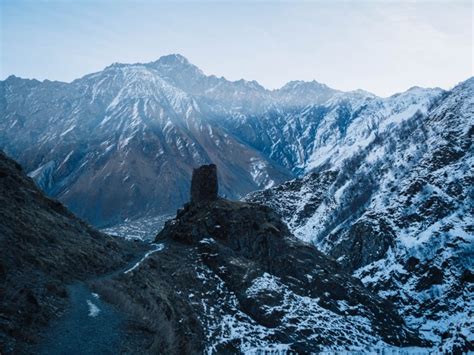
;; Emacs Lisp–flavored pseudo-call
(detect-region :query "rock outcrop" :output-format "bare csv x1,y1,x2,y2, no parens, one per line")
154,200,425,351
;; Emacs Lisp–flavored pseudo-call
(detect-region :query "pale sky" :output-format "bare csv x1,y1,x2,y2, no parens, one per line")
1,0,472,97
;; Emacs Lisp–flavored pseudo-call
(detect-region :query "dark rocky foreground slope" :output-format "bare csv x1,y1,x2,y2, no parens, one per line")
0,151,147,353
90,164,427,353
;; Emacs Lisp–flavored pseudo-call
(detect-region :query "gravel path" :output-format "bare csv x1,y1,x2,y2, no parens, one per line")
36,243,164,354
37,283,124,355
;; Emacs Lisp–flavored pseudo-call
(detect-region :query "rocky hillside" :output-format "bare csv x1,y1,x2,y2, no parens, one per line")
0,54,444,226
0,151,146,353
90,165,427,353
246,78,474,352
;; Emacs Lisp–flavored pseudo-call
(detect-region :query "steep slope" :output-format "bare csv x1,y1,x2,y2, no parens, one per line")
246,78,474,352
90,165,426,353
0,151,146,353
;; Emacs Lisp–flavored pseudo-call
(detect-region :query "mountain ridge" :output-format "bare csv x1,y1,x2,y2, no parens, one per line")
4,53,452,98
0,55,467,227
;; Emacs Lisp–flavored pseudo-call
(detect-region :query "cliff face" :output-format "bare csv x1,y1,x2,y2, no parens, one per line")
0,151,146,353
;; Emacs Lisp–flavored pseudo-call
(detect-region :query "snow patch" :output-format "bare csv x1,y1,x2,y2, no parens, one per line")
124,243,164,274
86,300,100,317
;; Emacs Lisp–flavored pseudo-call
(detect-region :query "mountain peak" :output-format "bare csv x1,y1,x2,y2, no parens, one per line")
147,53,205,80
155,53,190,66
102,61,131,71
279,80,331,91
457,76,474,90
101,54,192,73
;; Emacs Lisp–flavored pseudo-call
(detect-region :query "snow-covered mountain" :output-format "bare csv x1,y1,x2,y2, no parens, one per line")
0,54,446,227
246,77,474,352
221,85,442,175
0,55,292,226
